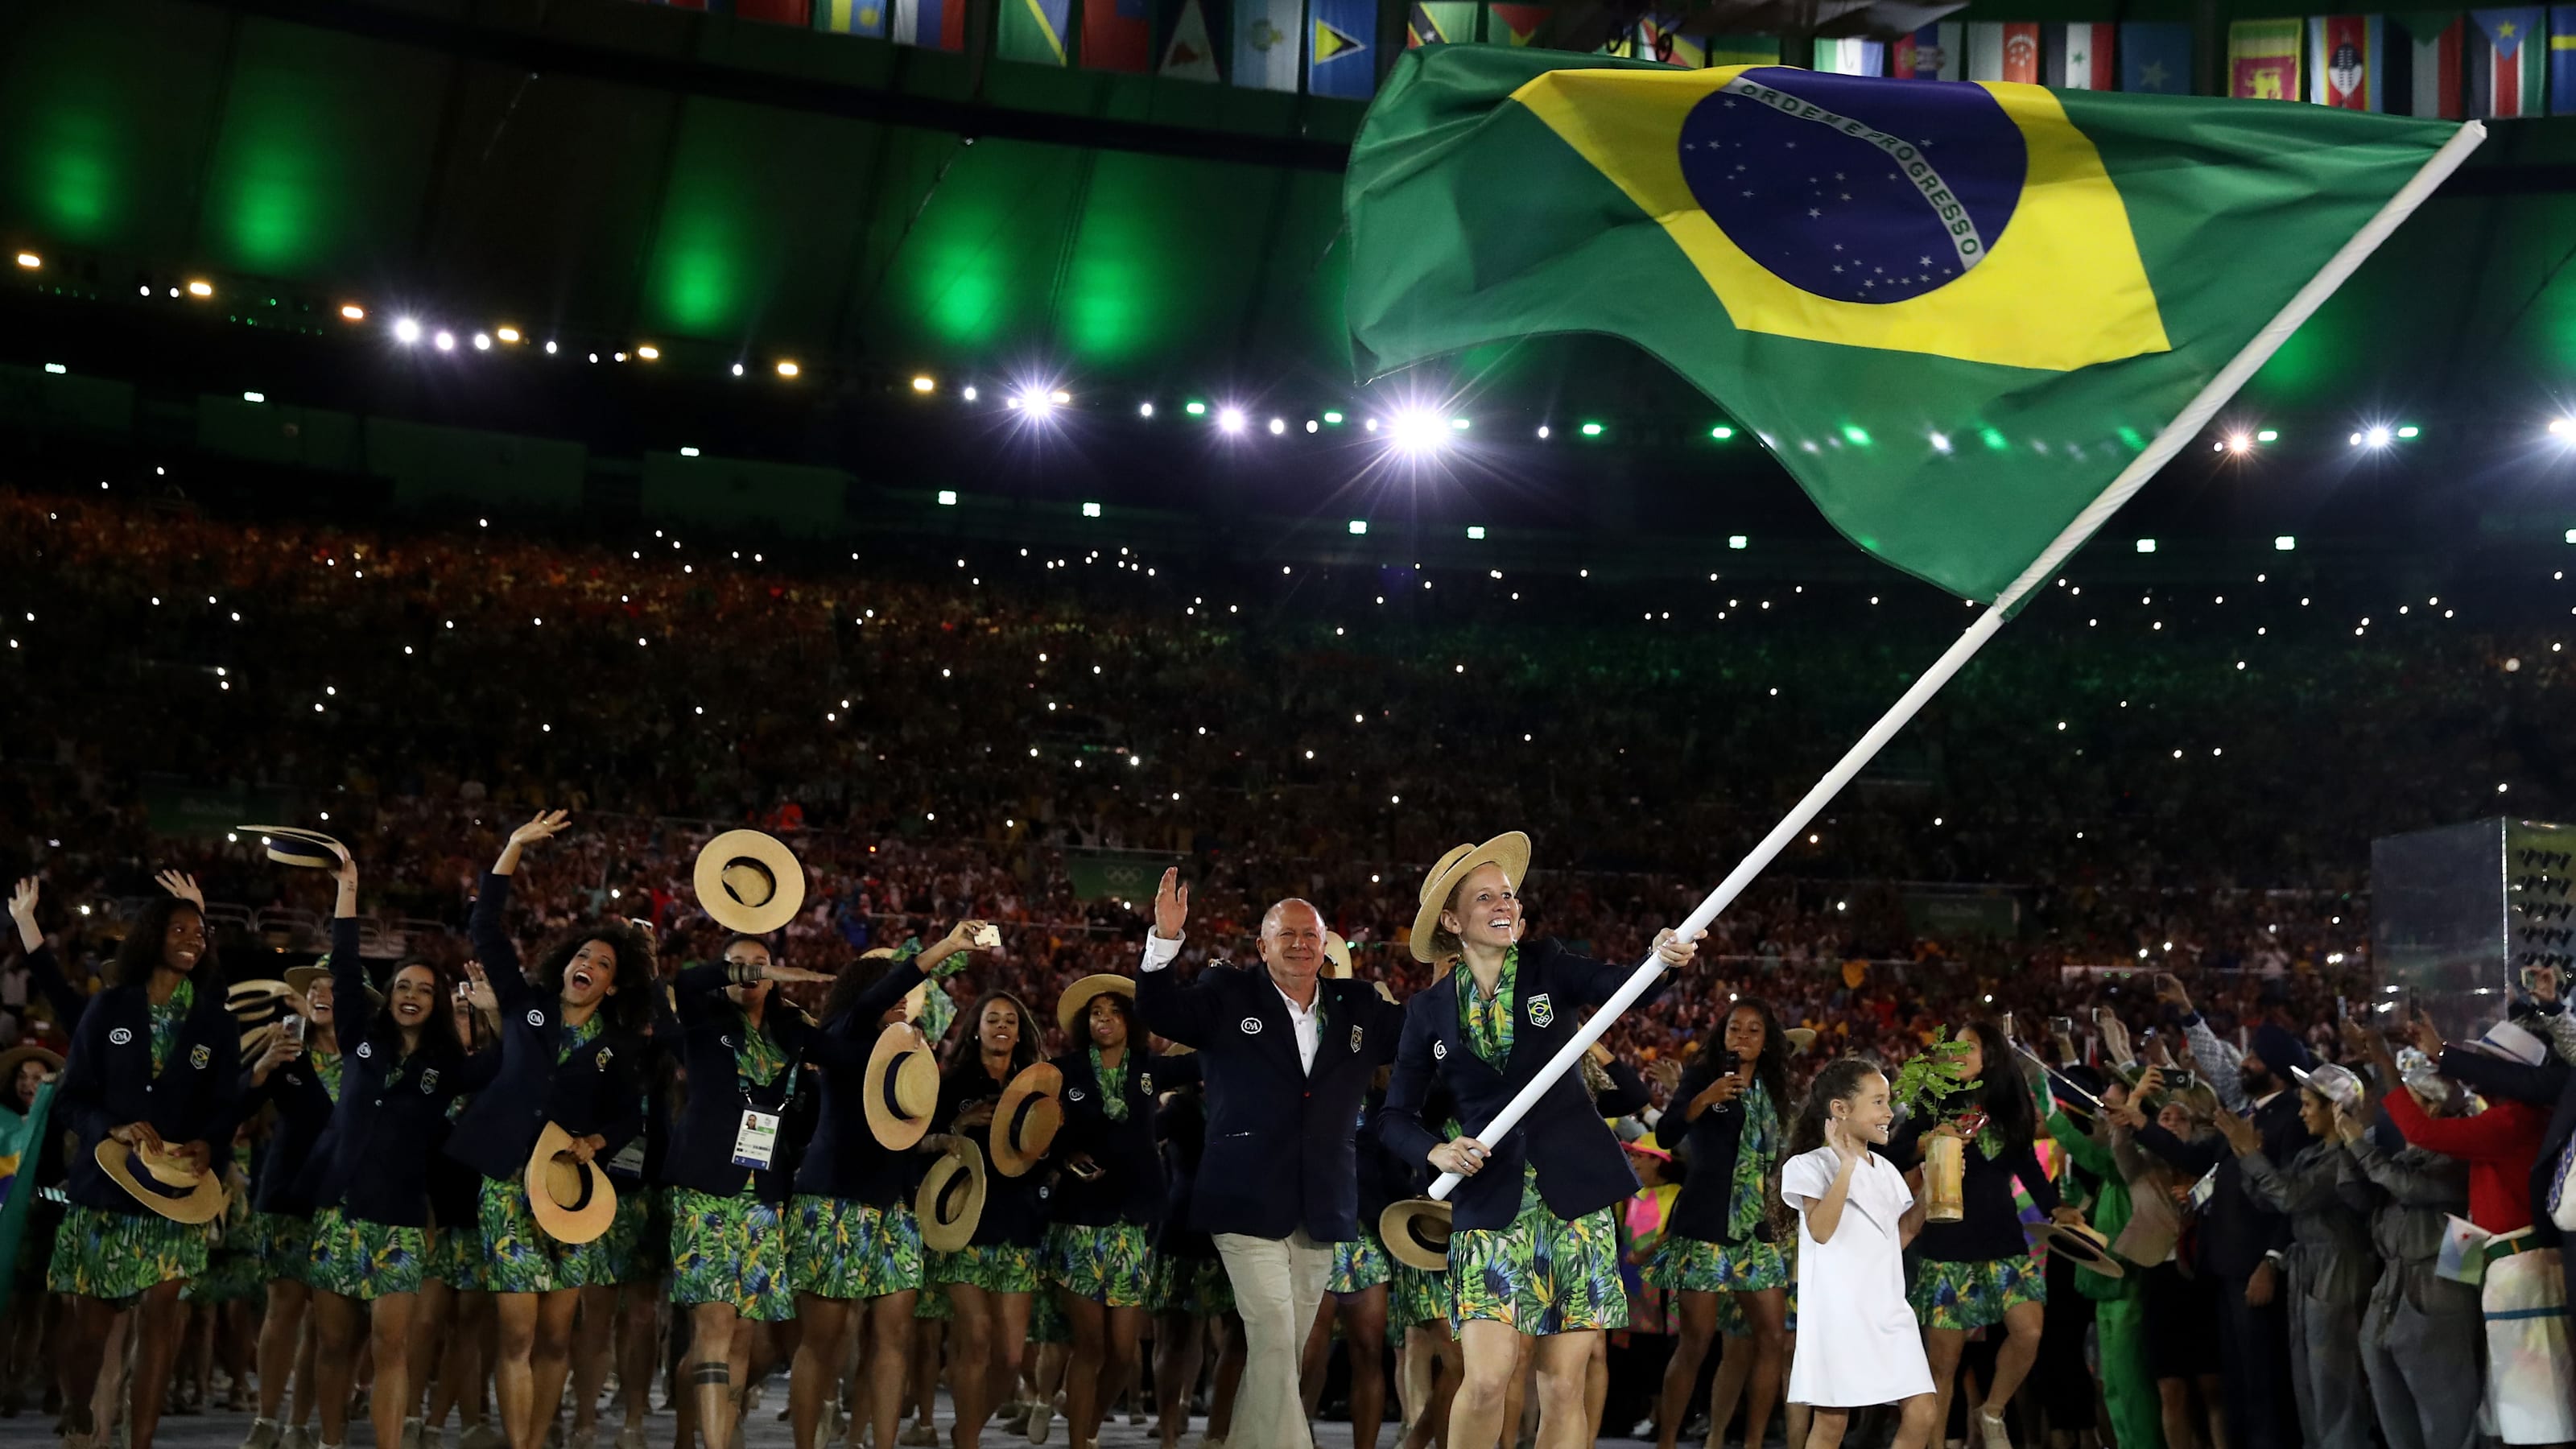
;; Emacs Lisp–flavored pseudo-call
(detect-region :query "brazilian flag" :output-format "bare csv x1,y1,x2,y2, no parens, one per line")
1344,48,2476,602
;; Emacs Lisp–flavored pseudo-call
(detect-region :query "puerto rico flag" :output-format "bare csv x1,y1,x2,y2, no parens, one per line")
2309,14,2384,107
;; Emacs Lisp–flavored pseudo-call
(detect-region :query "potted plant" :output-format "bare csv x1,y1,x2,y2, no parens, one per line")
1893,1026,1984,1222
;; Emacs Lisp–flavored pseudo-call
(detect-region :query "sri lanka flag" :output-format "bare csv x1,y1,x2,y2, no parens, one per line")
1344,48,2476,601
2471,7,2545,115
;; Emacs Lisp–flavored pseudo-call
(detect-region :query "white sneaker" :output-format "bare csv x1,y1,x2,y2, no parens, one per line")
1025,1400,1055,1446
242,1419,282,1449
1977,1410,2012,1449
402,1420,426,1449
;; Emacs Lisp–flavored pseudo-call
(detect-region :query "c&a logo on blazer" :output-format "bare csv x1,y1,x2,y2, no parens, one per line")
1239,1017,1263,1035
1526,993,1554,1028
109,1027,134,1046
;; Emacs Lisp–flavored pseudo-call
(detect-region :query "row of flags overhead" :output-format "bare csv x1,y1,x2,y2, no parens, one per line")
2228,9,2576,116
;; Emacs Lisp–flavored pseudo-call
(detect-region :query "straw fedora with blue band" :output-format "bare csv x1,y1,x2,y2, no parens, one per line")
864,1022,941,1151
1381,1197,1453,1272
96,1137,228,1225
2026,1219,2126,1279
241,824,344,870
918,1140,989,1253
694,829,806,936
992,1063,1064,1178
526,1121,618,1245
1409,832,1532,964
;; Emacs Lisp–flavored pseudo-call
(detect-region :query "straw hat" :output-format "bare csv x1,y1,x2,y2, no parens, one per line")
1380,1198,1454,1271
991,1063,1064,1178
284,961,382,1009
1323,932,1353,978
694,830,806,935
525,1122,619,1245
1409,832,1531,963
1783,1027,1819,1055
2027,1220,2126,1279
94,1137,227,1224
241,824,343,870
227,979,292,1024
1057,975,1135,1037
862,1023,940,1150
918,1140,989,1253
0,1044,64,1092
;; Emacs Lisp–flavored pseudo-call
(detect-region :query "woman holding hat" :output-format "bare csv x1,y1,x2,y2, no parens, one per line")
1046,974,1196,1449
786,927,990,1449
43,872,242,1449
931,987,1051,1449
662,927,839,1449
448,811,653,1449
1377,832,1703,1449
1886,1021,2079,1449
1147,1075,1245,1449
299,843,493,1449
235,945,345,1449
1647,998,1792,1449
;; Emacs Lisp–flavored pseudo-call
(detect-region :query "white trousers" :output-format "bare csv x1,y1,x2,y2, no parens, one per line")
1214,1228,1335,1449
2482,1238,2575,1446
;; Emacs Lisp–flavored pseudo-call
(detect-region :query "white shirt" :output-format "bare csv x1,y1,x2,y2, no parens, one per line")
1139,932,1320,1073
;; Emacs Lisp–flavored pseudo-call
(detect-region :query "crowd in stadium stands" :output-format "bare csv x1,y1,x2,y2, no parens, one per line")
0,485,2570,1449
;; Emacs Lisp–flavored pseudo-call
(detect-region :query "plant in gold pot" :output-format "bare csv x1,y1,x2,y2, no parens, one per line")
1893,1026,1984,1223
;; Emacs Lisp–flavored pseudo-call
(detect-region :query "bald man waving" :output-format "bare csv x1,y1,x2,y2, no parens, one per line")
1133,869,1404,1449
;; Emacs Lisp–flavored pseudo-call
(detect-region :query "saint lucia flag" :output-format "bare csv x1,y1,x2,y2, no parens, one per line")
1309,0,1376,97
1344,49,2475,601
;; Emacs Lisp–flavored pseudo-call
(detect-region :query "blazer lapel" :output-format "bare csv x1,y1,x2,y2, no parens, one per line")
1240,968,1305,1080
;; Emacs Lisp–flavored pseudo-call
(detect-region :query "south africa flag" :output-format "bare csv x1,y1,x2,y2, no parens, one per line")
1344,48,2475,601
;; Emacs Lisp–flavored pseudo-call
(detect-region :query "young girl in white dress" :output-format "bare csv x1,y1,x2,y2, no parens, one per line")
1778,1059,1937,1449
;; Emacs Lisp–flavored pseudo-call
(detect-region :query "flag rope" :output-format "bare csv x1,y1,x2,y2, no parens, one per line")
1427,116,2487,1201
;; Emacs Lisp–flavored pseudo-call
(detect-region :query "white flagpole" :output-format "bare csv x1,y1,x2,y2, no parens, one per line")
1429,118,2485,1200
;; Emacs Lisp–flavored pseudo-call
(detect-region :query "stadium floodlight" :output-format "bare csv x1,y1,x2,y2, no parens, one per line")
1217,407,1247,434
912,375,935,393
2135,538,2157,553
1387,410,1449,453
339,303,365,322
1348,520,1368,535
937,490,959,506
393,318,422,344
2275,535,2297,551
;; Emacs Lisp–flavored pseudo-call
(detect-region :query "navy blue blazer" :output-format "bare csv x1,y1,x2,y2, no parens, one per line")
934,1060,1052,1248
1048,1047,1199,1228
444,872,645,1183
1379,938,1665,1232
793,959,935,1208
301,920,499,1228
1154,1087,1214,1257
243,1043,339,1216
1136,952,1402,1241
52,966,243,1215
665,963,816,1203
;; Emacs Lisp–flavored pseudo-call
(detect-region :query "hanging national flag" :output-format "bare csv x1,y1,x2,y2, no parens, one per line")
1640,14,1708,68
1085,0,1154,70
1488,3,1546,45
1706,35,1784,68
733,0,813,19
1309,0,1376,96
2050,22,2117,88
2386,14,2466,114
1408,2,1476,45
1892,23,1962,80
1344,49,2473,601
813,0,887,33
2470,7,2546,114
1234,0,1302,89
997,0,1072,63
2228,18,2302,98
1814,37,1885,75
2549,5,2576,109
1967,23,2042,82
2118,21,2191,92
891,0,965,48
2308,15,2385,106
1160,0,1226,79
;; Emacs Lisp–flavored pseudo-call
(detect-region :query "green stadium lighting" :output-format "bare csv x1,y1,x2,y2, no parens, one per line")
1728,535,1748,550
2274,535,2297,551
1082,502,1102,518
1185,401,1207,416
2396,424,2419,439
937,490,958,506
2135,538,2157,554
1711,424,1734,440
1323,411,1344,425
2256,428,2279,443
1579,422,1604,437
1348,520,1368,535
1467,526,1486,540
1841,425,1872,446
